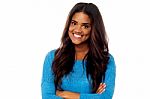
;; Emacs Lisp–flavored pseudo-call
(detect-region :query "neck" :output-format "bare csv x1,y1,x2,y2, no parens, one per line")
75,44,89,60
75,44,89,53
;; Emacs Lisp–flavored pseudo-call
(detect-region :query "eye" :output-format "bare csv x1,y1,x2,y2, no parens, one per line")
83,25,89,29
71,21,77,26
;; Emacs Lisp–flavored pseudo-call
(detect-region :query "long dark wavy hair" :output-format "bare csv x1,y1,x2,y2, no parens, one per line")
52,2,109,92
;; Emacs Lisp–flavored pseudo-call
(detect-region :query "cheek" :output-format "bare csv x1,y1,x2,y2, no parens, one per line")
68,26,74,32
84,27,91,34
68,29,73,37
85,34,90,39
68,27,72,36
85,31,91,39
84,29,91,36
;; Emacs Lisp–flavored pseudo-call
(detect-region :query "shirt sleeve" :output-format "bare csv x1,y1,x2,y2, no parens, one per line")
41,50,63,99
80,54,116,99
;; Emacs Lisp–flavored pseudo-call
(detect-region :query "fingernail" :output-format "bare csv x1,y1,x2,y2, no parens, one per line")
101,89,105,93
102,89,105,92
103,84,106,87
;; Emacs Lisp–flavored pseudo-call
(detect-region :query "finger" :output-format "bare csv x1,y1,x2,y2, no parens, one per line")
98,88,105,94
56,90,60,95
96,87,105,94
99,83,106,88
96,84,106,94
100,83,106,89
56,90,63,96
96,84,106,93
99,83,103,87
96,87,105,93
96,85,103,93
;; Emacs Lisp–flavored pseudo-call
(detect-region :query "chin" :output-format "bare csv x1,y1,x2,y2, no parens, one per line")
72,41,81,45
72,41,88,45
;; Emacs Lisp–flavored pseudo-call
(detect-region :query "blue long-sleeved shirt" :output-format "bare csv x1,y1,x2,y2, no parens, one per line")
41,50,116,99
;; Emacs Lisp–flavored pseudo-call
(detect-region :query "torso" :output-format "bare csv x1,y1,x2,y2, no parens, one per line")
61,60,93,93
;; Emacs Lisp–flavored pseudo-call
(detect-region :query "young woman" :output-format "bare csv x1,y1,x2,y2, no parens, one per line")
41,2,116,99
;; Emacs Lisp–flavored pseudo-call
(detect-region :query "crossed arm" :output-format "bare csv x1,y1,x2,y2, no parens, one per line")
56,83,106,99
41,51,116,99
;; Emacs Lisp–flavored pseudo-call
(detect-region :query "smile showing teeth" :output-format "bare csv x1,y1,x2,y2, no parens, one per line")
74,34,81,38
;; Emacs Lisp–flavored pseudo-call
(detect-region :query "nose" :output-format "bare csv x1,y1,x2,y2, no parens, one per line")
74,25,82,34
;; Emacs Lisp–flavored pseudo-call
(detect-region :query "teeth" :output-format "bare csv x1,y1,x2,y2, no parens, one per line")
74,34,81,38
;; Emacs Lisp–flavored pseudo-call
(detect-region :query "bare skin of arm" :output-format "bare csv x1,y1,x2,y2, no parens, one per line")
56,83,106,99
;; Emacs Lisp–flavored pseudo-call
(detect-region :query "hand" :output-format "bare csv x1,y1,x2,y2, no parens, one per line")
96,83,106,94
56,90,80,99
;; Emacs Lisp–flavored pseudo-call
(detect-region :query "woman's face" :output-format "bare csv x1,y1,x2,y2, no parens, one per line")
68,12,91,45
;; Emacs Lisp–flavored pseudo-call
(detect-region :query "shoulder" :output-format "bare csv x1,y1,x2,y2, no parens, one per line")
107,54,116,69
108,54,115,62
47,49,56,57
45,49,56,61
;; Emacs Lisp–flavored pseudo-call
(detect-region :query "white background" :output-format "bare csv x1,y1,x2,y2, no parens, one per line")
0,0,150,99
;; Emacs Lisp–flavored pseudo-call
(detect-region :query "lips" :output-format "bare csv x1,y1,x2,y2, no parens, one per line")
73,33,83,38
74,34,81,38
70,33,83,43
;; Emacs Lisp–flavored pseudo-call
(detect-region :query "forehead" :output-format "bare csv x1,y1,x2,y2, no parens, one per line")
71,12,91,23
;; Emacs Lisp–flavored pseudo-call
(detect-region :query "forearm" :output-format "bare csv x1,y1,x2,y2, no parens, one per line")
56,90,80,99
56,83,106,99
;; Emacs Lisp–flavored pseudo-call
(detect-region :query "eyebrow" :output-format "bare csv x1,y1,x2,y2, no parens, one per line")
71,20,91,25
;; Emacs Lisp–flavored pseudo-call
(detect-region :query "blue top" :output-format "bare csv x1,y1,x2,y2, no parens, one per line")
41,50,116,99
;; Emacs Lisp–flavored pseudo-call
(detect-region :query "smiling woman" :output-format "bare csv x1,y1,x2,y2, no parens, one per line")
68,12,91,46
41,2,116,99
